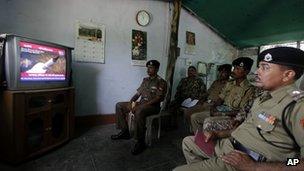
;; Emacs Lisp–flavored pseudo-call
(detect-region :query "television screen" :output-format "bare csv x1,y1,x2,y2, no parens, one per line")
19,41,66,81
3,34,72,90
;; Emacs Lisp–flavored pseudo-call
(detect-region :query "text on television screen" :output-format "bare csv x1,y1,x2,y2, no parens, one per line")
19,41,66,81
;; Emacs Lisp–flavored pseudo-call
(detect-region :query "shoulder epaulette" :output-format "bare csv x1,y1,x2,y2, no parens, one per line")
288,89,304,101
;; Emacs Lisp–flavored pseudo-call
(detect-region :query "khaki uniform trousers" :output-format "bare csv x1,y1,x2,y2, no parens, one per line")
173,136,237,171
181,102,211,133
115,102,160,140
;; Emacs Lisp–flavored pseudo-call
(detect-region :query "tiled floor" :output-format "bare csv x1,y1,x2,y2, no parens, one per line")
0,122,188,171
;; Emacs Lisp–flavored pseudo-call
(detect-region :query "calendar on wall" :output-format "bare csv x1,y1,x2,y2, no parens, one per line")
74,21,105,63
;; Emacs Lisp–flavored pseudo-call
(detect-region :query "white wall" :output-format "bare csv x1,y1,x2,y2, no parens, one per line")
172,9,237,96
0,1,237,116
0,0,170,116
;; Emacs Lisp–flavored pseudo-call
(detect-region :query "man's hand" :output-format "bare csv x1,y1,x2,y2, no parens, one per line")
131,106,139,113
128,101,135,111
221,150,255,171
204,131,217,142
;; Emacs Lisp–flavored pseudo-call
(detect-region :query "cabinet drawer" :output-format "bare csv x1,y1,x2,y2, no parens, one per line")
25,90,68,114
26,92,51,114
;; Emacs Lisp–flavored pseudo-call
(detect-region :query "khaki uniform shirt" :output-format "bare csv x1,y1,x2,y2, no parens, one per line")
219,79,255,110
175,76,207,103
208,79,228,101
232,84,304,161
137,75,167,106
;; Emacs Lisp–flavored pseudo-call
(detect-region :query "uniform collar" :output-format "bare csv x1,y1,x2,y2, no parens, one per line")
149,75,158,80
187,76,199,80
268,83,296,104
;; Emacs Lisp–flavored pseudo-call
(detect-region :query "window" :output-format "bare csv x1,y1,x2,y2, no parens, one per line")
300,41,304,51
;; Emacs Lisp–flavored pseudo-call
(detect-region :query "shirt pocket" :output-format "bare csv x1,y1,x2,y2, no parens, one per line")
150,86,158,95
254,112,277,132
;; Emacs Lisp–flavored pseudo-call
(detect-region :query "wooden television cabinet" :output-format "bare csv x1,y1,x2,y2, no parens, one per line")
0,87,74,163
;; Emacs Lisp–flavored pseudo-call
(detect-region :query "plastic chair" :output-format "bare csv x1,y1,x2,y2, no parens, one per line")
145,82,171,146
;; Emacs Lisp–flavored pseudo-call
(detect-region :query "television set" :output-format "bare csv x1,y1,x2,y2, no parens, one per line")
2,34,73,90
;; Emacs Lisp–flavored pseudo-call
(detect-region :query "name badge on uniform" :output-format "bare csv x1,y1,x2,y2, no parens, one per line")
257,112,276,125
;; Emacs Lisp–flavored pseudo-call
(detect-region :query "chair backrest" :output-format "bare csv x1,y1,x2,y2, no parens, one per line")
160,81,170,111
297,74,304,90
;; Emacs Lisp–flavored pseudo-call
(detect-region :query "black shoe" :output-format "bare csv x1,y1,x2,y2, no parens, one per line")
111,130,131,140
131,141,146,155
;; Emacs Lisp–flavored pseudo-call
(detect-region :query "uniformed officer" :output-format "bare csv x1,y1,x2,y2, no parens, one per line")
207,64,233,102
181,64,232,133
174,47,304,171
190,57,255,132
168,66,207,128
182,64,232,117
111,60,167,155
173,66,207,106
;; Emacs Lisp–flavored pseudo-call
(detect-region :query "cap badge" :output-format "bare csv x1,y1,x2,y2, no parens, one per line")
240,62,244,67
264,53,272,62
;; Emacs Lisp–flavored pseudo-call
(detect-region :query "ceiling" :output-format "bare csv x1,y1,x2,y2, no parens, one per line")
182,0,304,49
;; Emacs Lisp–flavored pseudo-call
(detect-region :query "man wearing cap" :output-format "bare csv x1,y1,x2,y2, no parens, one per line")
181,64,232,133
207,64,233,103
190,57,256,132
168,65,208,127
171,66,207,107
111,60,167,155
174,47,304,171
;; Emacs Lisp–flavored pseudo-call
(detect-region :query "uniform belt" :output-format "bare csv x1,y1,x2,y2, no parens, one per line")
231,138,266,162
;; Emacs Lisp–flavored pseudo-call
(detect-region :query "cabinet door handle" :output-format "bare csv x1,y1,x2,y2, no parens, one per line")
45,127,52,131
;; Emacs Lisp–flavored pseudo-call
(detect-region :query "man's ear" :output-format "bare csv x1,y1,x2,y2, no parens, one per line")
283,70,296,82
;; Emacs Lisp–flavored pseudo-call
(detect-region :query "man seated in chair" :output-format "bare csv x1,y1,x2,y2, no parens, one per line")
174,47,304,171
190,57,256,133
111,60,167,155
182,64,232,131
202,86,263,133
168,66,208,127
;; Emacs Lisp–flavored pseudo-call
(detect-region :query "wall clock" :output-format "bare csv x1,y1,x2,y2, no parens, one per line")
136,10,151,26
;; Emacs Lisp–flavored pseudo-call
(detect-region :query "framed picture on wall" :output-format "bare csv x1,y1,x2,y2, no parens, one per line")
185,31,196,55
131,29,147,66
186,31,196,45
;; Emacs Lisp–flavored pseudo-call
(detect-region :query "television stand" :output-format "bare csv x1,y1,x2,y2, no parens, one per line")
0,87,74,163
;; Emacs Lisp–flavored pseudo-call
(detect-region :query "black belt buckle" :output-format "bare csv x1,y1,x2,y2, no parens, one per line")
232,139,266,162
